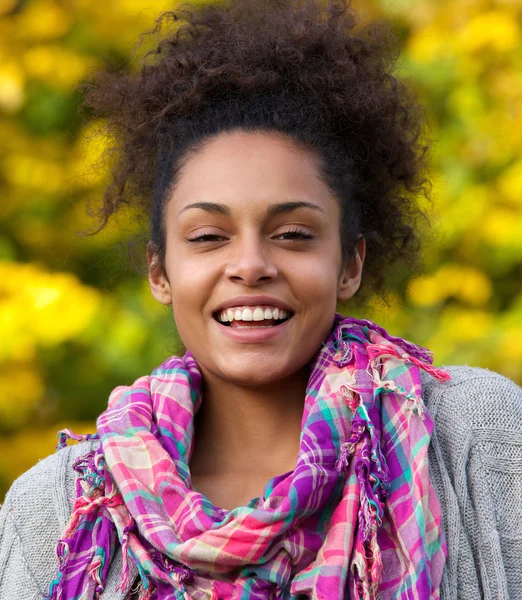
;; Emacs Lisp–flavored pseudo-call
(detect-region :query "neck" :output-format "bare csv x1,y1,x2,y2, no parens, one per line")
189,366,309,479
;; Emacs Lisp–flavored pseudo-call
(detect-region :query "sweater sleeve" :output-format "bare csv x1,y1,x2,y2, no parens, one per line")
0,441,99,598
466,372,522,598
0,499,42,599
425,366,522,600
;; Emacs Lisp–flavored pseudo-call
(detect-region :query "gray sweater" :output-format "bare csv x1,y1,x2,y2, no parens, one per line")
1,365,521,599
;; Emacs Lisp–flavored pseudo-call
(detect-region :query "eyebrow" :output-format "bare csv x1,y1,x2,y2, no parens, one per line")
178,200,325,217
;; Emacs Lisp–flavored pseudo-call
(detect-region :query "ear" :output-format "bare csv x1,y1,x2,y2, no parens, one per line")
337,236,366,302
147,242,172,305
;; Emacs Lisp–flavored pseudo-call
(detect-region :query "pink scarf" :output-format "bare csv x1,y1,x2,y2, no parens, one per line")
47,315,450,599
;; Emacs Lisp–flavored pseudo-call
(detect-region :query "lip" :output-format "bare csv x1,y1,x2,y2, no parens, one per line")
212,313,293,343
212,295,295,314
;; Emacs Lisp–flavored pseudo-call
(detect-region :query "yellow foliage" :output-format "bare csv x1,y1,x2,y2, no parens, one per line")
441,307,493,342
0,0,19,17
490,69,522,106
448,84,484,121
107,309,149,353
117,0,171,13
0,60,25,112
476,110,522,162
22,45,99,90
11,220,56,251
14,0,72,41
1,153,67,193
456,10,520,53
0,363,44,428
67,0,175,53
499,327,522,362
423,307,494,365
407,265,492,307
0,261,102,361
69,120,112,189
434,185,490,243
498,160,522,206
481,207,522,249
407,23,451,63
407,276,441,307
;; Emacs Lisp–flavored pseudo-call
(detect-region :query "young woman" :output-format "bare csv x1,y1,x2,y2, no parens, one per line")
1,1,521,599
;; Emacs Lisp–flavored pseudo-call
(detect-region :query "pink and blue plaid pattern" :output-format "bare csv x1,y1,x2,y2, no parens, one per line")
46,314,450,599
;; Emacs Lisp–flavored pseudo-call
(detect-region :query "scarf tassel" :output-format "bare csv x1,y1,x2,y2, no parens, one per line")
45,452,122,600
367,344,451,384
135,584,156,600
116,525,135,594
89,548,107,599
132,558,157,600
365,343,450,421
56,428,100,450
336,399,389,600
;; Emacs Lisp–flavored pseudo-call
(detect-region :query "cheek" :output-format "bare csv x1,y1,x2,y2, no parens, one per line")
167,255,216,321
285,248,342,305
169,270,212,360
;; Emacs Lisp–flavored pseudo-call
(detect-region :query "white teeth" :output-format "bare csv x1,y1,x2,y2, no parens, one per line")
217,305,291,324
253,307,265,321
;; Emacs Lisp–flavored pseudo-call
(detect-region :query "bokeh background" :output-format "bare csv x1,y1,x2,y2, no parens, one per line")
1,0,521,499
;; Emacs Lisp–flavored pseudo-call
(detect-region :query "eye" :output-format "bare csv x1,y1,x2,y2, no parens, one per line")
186,233,227,243
274,228,315,241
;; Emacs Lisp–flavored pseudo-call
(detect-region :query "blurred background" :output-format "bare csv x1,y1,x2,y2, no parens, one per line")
1,0,521,499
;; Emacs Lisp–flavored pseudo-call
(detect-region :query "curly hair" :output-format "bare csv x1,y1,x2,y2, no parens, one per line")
82,0,432,302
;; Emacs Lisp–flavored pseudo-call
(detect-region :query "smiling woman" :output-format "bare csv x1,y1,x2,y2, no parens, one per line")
1,1,521,600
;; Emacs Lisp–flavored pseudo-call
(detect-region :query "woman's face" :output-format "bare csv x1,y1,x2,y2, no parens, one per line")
148,130,365,387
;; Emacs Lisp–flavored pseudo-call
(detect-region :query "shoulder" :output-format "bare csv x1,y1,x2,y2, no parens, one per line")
422,365,522,432
422,365,522,530
422,366,522,598
0,440,98,596
2,439,99,522
421,364,522,484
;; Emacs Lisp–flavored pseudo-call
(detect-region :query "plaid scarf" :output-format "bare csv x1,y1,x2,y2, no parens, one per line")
46,314,450,600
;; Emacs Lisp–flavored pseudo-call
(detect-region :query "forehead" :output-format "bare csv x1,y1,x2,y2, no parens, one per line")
168,130,339,216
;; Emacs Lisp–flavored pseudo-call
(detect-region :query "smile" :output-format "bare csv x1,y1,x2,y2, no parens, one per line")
214,305,293,329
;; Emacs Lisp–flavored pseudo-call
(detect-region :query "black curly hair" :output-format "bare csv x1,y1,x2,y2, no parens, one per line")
82,0,432,302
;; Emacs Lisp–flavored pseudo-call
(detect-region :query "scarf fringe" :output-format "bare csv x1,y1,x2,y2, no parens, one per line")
333,320,449,599
88,549,107,594
45,446,121,600
116,525,134,593
367,343,451,384
131,579,156,600
56,428,100,450
336,399,388,599
351,552,383,600
127,551,198,600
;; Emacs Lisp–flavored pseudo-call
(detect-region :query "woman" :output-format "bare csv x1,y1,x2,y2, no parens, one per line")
1,1,521,599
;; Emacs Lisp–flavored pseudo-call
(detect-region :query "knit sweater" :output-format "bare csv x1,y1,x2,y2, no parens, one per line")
1,365,521,599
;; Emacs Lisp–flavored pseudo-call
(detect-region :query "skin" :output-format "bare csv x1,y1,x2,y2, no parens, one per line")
148,130,365,509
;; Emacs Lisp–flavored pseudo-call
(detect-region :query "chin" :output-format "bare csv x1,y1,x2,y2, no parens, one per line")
215,355,310,388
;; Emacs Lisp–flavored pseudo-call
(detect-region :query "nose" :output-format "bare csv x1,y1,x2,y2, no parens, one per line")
223,234,278,286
